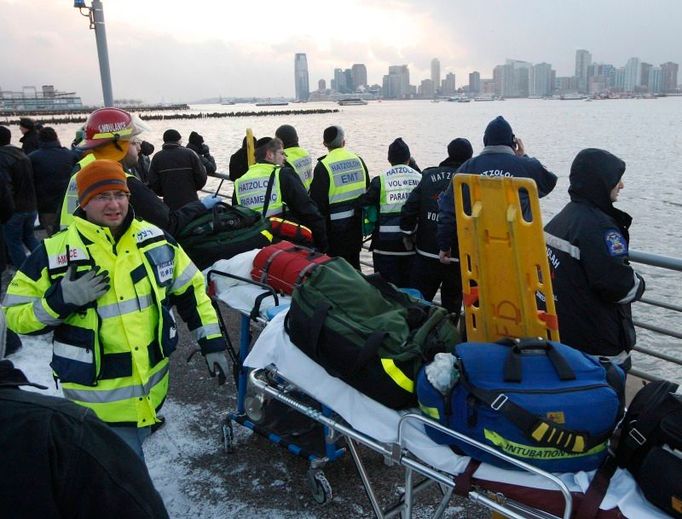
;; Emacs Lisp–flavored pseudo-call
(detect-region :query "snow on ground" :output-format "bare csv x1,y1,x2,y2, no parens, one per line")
10,336,317,519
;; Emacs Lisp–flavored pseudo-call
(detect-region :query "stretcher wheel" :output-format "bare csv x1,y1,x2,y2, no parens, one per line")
306,469,332,505
222,420,235,453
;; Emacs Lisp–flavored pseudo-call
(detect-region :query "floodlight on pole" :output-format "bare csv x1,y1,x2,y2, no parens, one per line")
74,0,114,107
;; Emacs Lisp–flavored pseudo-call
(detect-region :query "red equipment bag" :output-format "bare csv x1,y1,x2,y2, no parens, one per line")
268,217,314,246
250,241,332,295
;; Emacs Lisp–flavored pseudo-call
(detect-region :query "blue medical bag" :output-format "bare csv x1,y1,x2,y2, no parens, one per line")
417,339,624,473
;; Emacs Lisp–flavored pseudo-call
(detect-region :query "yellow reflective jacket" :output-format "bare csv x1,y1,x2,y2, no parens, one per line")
234,162,283,217
59,154,96,230
283,147,313,191
3,212,224,427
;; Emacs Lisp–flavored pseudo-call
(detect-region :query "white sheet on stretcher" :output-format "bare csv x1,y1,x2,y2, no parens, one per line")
244,311,668,518
207,250,292,317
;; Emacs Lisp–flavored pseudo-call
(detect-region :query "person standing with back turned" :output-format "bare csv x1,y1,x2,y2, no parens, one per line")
310,126,370,269
544,148,645,373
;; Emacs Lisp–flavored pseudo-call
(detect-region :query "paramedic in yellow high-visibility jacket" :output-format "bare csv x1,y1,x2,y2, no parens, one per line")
2,159,229,461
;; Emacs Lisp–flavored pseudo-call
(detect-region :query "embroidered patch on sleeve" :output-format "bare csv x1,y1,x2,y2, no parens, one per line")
604,229,627,256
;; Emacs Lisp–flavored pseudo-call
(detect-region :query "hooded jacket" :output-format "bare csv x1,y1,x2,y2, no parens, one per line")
0,145,37,212
544,148,645,357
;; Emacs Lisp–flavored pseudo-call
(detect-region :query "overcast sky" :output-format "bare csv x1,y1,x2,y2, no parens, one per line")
1,0,680,104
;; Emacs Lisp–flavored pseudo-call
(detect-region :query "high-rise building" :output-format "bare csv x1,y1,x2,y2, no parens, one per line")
351,64,368,91
649,67,662,94
419,79,435,98
530,63,554,97
431,58,441,94
383,65,410,99
333,68,348,93
294,53,310,102
624,57,641,92
640,62,652,89
661,62,679,93
318,79,326,92
468,71,480,94
614,67,626,91
575,49,592,94
442,73,456,96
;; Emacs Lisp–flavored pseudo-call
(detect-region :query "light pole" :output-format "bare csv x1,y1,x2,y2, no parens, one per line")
74,0,114,107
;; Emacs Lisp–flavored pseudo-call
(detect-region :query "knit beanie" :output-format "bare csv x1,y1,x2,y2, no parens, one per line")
275,125,298,148
189,131,204,147
0,125,10,146
163,129,181,143
387,138,410,164
77,159,130,207
19,117,35,131
447,138,473,162
483,116,515,147
323,125,344,149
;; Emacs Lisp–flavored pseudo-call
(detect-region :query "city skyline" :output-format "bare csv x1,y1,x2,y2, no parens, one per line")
2,0,681,104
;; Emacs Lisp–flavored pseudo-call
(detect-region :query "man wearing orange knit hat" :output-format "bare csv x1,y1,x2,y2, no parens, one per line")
4,159,229,462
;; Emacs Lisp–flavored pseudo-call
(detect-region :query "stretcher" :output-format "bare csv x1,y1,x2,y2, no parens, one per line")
207,251,345,504
206,252,668,518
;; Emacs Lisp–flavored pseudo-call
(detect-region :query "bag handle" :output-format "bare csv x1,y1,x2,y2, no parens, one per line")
503,339,576,383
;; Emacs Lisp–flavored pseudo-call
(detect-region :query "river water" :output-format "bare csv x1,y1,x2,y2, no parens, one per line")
46,98,682,381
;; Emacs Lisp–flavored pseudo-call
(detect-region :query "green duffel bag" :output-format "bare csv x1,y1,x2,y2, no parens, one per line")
285,257,461,409
177,202,272,269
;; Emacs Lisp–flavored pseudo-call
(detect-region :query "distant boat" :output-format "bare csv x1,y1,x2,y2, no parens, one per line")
474,96,494,102
457,97,471,103
559,93,586,101
255,101,289,106
221,100,235,105
338,98,368,106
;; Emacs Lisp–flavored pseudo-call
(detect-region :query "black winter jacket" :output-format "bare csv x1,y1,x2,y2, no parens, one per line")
544,148,644,357
187,142,217,176
0,145,37,212
0,360,169,518
0,171,13,223
148,143,207,209
401,157,465,258
29,141,78,212
437,146,557,253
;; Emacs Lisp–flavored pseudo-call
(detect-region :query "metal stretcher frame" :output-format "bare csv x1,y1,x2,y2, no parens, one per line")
248,366,574,519
206,269,346,503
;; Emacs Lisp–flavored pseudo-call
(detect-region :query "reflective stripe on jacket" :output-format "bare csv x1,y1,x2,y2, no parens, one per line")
377,165,421,245
4,215,223,427
234,163,283,217
284,147,313,190
319,148,367,226
59,154,96,230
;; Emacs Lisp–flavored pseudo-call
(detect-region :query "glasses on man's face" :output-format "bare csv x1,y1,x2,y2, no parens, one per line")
92,191,130,203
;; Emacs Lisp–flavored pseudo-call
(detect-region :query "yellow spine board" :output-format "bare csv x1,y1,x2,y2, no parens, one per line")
246,128,256,166
454,174,559,342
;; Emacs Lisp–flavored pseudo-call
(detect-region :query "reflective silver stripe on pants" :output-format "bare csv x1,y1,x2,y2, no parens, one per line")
191,323,222,341
169,263,199,293
3,294,40,306
33,299,62,326
53,341,93,363
378,225,401,233
97,294,154,319
330,209,355,221
416,248,459,263
329,188,366,204
544,232,581,260
62,363,170,404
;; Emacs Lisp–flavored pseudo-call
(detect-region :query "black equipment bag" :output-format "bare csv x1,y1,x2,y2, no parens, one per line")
176,202,272,269
615,380,682,518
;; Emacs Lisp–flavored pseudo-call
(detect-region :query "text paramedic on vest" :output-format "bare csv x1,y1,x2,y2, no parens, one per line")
309,125,370,269
359,138,421,287
275,124,314,191
400,138,473,315
0,311,170,519
3,160,229,460
58,107,212,235
233,136,328,251
437,115,557,265
544,148,645,372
